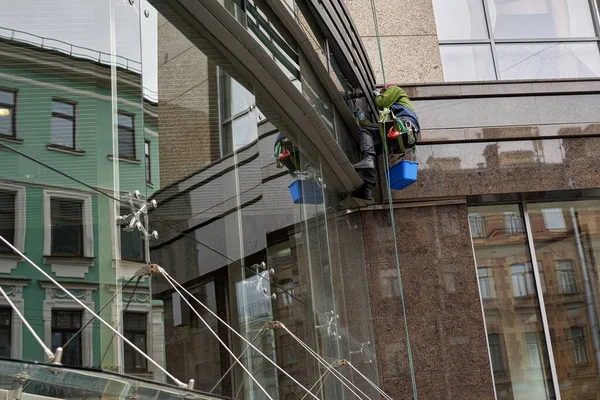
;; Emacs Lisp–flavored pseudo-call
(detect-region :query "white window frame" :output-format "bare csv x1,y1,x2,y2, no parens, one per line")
0,183,26,274
43,190,94,277
41,282,95,367
542,208,567,232
0,278,29,360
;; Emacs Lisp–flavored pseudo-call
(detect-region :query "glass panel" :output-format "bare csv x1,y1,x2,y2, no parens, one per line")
528,200,600,399
51,100,74,116
0,90,15,137
440,44,496,82
487,0,596,39
432,0,489,40
51,115,75,148
497,42,600,80
469,204,555,400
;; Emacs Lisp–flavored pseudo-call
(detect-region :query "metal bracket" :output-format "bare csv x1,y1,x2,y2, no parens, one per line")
350,341,373,364
116,190,158,240
249,262,276,300
316,310,341,340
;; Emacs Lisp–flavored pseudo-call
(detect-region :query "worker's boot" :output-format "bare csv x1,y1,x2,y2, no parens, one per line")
351,184,374,202
353,155,375,171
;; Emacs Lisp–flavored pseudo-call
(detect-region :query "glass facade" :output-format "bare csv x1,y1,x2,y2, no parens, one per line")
432,0,600,81
470,200,600,399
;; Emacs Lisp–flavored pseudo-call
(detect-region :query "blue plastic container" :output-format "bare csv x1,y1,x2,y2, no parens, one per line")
289,180,324,204
389,160,418,190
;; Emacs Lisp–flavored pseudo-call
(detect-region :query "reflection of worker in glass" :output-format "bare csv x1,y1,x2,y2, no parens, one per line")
351,85,420,201
273,132,320,181
468,0,595,78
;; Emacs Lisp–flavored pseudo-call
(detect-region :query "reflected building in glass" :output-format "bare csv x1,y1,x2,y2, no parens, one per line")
0,0,600,399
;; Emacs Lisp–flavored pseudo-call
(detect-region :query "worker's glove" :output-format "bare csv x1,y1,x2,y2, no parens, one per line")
372,90,381,97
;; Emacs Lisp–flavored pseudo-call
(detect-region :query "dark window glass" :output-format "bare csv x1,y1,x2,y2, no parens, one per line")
51,310,82,366
50,198,83,256
0,308,11,358
51,100,76,148
118,112,135,159
144,140,151,184
488,333,505,373
0,191,16,253
120,207,145,262
124,312,147,373
0,90,16,137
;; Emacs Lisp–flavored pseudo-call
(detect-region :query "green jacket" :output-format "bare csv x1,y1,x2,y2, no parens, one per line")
359,86,414,127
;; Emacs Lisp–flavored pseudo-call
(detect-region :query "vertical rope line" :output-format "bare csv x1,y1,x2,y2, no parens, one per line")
369,0,387,84
368,0,417,394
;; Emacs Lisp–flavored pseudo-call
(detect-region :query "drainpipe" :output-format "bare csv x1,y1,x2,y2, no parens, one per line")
570,207,600,372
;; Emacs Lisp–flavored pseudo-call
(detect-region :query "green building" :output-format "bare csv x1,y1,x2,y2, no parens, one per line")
0,34,165,379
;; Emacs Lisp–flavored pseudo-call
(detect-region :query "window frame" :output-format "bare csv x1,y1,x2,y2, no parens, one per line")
0,183,26,256
0,88,17,138
50,98,77,150
0,307,11,358
49,198,84,257
123,311,148,374
51,309,83,367
144,140,152,184
117,111,136,160
434,0,600,81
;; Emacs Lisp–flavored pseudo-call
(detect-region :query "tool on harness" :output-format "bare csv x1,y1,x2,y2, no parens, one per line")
379,107,418,157
274,138,300,176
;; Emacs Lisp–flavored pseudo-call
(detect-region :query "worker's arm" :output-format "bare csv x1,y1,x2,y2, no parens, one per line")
374,86,408,109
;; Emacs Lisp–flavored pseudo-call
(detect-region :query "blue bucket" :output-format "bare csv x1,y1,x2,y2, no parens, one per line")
389,160,418,190
288,180,324,204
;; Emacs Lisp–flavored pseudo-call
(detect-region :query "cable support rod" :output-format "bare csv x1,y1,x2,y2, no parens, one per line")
157,266,320,400
278,323,371,400
0,285,54,361
0,235,186,388
301,370,331,400
210,324,267,394
158,270,273,400
347,361,394,400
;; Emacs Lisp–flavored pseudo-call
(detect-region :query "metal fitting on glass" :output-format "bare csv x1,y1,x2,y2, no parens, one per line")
116,191,159,240
316,310,341,340
350,341,373,364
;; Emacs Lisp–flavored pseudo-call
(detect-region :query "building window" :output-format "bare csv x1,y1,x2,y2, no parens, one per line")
0,191,16,253
51,99,76,149
120,207,145,263
524,331,547,370
469,213,486,238
51,310,82,366
0,308,11,358
569,326,588,366
431,0,600,81
144,140,152,184
556,260,578,294
488,333,504,373
542,208,566,232
118,112,135,159
478,267,496,299
504,212,524,235
123,312,148,373
511,263,535,297
0,89,16,137
50,198,84,257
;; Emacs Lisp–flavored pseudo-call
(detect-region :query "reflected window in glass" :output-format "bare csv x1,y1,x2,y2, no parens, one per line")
50,198,83,257
512,263,536,297
488,333,505,372
118,112,136,159
505,212,524,235
124,312,148,373
568,326,588,366
469,213,486,238
555,260,577,294
51,99,76,149
0,308,10,358
542,208,566,232
478,267,496,299
51,310,82,367
0,89,16,137
144,140,152,184
0,191,16,253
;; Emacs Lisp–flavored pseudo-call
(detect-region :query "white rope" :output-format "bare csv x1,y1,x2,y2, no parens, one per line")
157,267,320,400
210,325,267,393
347,361,394,400
0,235,186,388
300,369,331,400
279,323,372,400
0,285,54,361
159,269,274,400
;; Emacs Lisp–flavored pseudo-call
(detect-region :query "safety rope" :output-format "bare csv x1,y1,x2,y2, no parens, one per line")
368,0,418,397
347,361,394,400
0,235,186,388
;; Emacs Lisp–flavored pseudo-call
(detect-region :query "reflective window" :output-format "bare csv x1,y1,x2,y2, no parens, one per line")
0,308,10,358
0,89,15,137
51,310,82,367
120,207,145,263
51,99,76,149
144,140,152,184
0,191,16,253
50,198,83,257
433,0,600,81
124,312,148,374
118,112,136,159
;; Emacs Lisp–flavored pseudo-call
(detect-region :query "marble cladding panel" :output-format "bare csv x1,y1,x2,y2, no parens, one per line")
389,137,600,201
361,205,494,399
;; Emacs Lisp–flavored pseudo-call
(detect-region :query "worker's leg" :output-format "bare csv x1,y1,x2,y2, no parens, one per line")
353,124,382,171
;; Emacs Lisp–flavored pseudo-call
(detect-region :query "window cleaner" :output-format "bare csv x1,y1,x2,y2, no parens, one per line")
351,85,420,201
